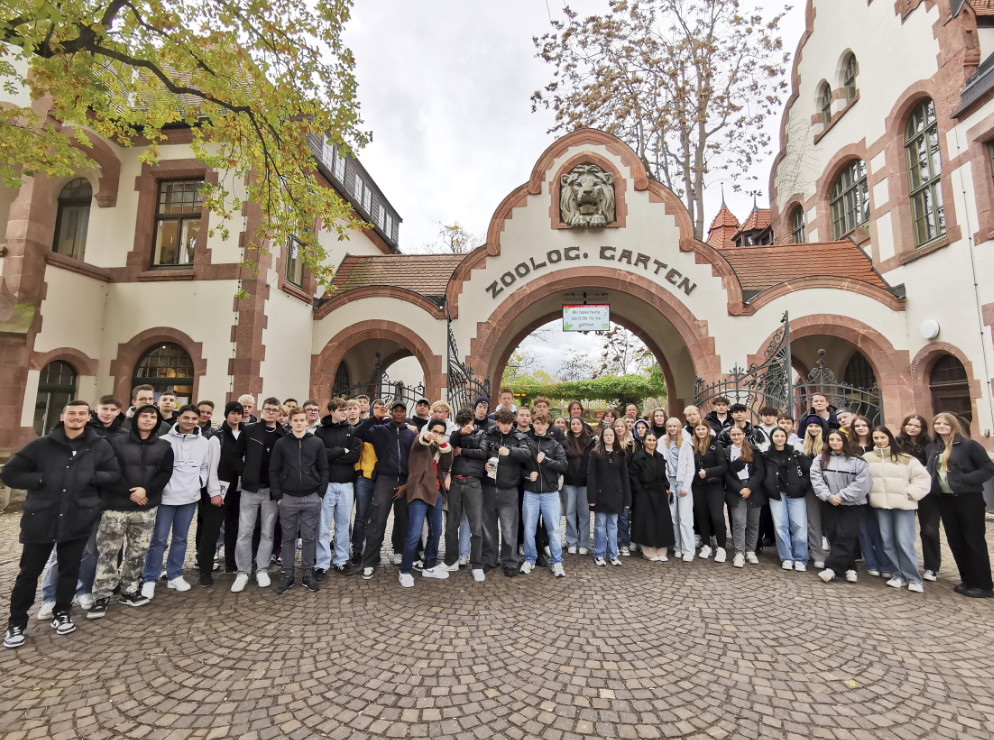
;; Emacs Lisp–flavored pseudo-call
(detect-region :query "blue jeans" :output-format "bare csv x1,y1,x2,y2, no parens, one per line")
401,492,443,574
768,495,808,563
522,492,563,565
42,527,98,601
352,476,374,561
142,502,198,583
594,512,619,559
858,508,893,573
563,485,590,548
459,514,471,558
617,506,631,548
876,508,922,585
316,482,354,569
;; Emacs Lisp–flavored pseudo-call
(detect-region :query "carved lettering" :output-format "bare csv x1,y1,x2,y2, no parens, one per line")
678,276,697,296
599,245,616,261
634,253,650,271
514,262,530,278
653,259,668,275
547,249,562,264
665,268,681,285
617,249,633,265
501,272,515,287
564,246,581,260
487,281,502,299
530,256,547,270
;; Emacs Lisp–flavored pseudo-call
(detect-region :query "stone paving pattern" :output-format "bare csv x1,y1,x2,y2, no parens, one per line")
1,509,994,740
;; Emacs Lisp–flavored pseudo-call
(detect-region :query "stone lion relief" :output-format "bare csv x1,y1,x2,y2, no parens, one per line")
560,164,616,228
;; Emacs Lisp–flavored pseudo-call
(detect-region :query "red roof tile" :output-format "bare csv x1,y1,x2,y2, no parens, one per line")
706,207,740,249
330,253,464,299
736,208,772,234
720,241,888,293
976,0,994,16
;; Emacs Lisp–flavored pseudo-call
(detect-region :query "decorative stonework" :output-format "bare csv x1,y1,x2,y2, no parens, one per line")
559,164,616,227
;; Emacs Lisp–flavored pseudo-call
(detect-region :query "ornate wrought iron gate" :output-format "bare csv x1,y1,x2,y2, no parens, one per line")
446,309,490,412
694,312,883,424
334,353,426,408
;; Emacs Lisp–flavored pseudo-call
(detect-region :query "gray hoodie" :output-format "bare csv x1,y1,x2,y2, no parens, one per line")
810,452,871,506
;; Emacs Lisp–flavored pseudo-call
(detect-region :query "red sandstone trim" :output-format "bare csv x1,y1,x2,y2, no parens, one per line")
748,276,905,312
108,327,207,406
909,341,985,444
315,285,445,320
29,346,99,376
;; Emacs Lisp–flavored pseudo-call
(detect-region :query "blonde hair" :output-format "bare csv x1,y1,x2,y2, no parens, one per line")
692,423,712,455
933,412,965,474
803,427,824,457
683,405,700,415
664,417,684,448
430,400,451,414
238,394,256,405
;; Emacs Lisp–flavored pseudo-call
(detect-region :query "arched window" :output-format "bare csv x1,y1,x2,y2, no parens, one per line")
905,99,945,247
132,343,194,404
830,160,869,239
790,206,806,244
818,82,832,126
33,360,77,435
843,351,876,389
929,355,971,422
52,178,92,260
332,362,352,397
842,54,858,104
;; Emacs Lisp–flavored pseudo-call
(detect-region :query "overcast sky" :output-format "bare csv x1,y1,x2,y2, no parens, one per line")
345,1,807,374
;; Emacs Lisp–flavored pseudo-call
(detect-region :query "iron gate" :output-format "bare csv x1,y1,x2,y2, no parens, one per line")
334,353,426,409
446,308,490,412
794,349,883,425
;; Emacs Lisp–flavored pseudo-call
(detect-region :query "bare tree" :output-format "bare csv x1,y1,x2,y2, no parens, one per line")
532,0,790,240
559,348,596,381
594,325,653,378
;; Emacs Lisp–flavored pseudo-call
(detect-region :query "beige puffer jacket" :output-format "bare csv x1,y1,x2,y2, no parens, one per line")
863,447,931,510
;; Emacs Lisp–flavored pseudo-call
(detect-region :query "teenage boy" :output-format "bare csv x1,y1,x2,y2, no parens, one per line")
430,400,460,440
141,405,220,598
122,384,171,436
412,399,432,431
197,400,216,439
752,406,781,452
354,402,418,579
231,397,286,592
473,397,492,431
89,395,125,437
315,398,361,577
520,413,567,577
212,401,245,574
302,399,322,435
682,405,714,442
482,409,531,577
704,397,733,436
157,392,178,425
89,405,173,618
805,392,840,431
397,419,453,588
718,403,755,446
238,394,258,424
356,395,371,419
446,409,488,581
349,398,377,565
271,408,329,594
778,415,805,451
532,397,566,443
2,400,120,649
836,407,855,433
490,387,517,418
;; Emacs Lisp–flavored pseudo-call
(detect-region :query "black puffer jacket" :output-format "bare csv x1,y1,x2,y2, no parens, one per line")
482,427,531,489
926,435,994,495
762,447,811,499
87,410,125,439
314,415,362,483
269,433,329,500
1,424,121,544
523,433,566,493
450,427,488,478
107,417,175,511
723,444,766,507
239,422,287,492
692,441,727,487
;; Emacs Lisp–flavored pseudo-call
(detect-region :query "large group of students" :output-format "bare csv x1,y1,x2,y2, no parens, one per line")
3,383,994,650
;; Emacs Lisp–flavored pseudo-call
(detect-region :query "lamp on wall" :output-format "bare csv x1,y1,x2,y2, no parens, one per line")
919,319,940,340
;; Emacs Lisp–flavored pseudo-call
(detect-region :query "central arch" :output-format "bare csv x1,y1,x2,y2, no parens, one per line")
466,267,720,414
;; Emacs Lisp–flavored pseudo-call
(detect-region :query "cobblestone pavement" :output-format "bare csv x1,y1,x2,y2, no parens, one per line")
1,509,994,740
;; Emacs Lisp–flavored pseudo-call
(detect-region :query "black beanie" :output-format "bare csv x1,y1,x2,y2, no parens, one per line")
224,401,244,417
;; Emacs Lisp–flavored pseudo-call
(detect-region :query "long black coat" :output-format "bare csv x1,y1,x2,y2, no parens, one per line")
629,449,675,548
587,449,632,514
1,424,121,544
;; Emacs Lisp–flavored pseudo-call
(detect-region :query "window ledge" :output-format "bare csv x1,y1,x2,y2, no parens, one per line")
814,91,860,145
900,234,951,265
281,280,313,304
46,251,112,282
137,268,195,281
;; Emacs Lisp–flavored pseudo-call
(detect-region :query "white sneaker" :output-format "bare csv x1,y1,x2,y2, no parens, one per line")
867,569,881,577
593,557,606,567
140,582,155,599
578,547,588,555
458,555,469,566
362,567,374,580
814,560,825,569
445,561,460,572
908,582,924,593
620,547,630,557
845,570,858,583
567,546,577,555
745,552,759,565
255,571,271,588
472,569,485,582
399,573,414,588
75,593,94,610
231,574,249,592
794,562,807,572
885,577,904,589
732,553,745,568
782,560,794,570
610,557,622,567
714,548,727,564
519,561,535,575
392,553,402,565
37,601,56,619
698,545,713,560
552,563,566,578
819,568,835,583
167,576,191,592
682,554,693,563
673,550,683,559
658,554,668,562
922,570,937,582
422,565,450,579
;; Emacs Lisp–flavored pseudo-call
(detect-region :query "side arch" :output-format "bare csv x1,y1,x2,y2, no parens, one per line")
109,327,207,404
910,342,983,437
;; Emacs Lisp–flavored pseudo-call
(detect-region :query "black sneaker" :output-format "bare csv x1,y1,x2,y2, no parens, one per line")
314,568,327,581
333,563,356,575
86,598,109,619
276,576,294,595
199,572,213,588
302,575,320,592
3,625,25,649
50,613,76,636
119,590,150,608
502,566,518,578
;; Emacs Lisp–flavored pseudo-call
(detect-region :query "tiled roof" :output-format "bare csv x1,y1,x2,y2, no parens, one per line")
329,253,464,299
736,208,772,234
974,0,994,16
706,207,740,249
720,241,889,296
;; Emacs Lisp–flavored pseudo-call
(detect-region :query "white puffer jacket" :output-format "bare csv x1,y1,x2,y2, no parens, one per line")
863,447,931,510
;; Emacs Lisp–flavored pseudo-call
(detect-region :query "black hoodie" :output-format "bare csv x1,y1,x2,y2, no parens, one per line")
106,405,175,511
315,414,362,484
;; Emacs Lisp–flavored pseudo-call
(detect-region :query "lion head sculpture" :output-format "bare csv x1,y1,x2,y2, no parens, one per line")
560,164,616,228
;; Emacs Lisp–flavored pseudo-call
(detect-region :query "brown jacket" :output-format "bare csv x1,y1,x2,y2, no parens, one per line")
398,431,452,505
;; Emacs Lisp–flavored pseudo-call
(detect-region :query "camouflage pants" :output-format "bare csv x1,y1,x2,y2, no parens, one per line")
92,507,158,600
